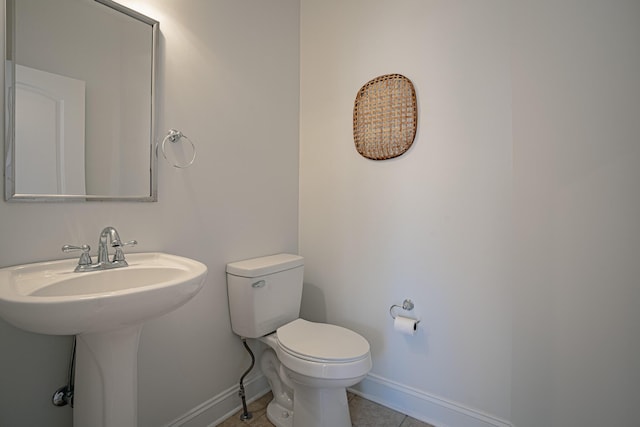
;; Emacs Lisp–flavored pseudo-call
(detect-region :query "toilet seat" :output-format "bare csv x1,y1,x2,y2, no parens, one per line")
277,319,370,363
272,319,372,380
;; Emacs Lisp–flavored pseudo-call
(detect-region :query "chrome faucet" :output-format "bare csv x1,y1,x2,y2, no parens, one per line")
63,226,137,272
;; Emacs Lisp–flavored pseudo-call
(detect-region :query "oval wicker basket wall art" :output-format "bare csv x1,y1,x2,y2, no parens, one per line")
353,74,417,160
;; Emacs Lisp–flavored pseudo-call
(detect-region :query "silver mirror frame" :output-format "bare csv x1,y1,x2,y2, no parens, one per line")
3,0,158,202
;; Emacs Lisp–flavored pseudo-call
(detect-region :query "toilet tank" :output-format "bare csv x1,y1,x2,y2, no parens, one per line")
226,253,304,338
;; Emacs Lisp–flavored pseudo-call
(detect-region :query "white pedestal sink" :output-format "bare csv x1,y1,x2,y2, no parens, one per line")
0,252,208,427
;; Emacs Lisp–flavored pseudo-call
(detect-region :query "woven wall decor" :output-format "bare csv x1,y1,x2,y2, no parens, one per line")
353,74,417,160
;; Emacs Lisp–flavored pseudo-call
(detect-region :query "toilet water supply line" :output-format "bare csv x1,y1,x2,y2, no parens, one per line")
238,338,256,420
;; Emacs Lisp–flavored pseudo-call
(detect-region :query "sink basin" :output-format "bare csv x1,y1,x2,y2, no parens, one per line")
0,252,207,427
0,252,207,335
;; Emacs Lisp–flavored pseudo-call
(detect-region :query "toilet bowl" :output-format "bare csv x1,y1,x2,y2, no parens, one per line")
226,254,372,427
259,320,371,427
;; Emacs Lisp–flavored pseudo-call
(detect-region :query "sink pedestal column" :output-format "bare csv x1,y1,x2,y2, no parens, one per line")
74,325,143,427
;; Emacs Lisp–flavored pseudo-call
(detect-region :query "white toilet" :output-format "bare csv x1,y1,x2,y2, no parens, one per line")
227,253,372,427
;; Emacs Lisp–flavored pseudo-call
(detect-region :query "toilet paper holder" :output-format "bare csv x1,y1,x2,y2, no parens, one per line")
389,299,420,324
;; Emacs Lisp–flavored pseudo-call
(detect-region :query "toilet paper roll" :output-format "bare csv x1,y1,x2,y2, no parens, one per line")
394,315,418,336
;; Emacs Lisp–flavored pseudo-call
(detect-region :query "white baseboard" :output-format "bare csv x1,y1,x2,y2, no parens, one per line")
349,373,512,427
164,374,270,427
165,371,512,427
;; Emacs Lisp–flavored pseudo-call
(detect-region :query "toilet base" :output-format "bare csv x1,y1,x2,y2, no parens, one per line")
266,399,293,427
264,386,351,427
291,384,351,427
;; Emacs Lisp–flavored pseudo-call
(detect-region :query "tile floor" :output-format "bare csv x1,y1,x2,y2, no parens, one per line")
217,391,434,427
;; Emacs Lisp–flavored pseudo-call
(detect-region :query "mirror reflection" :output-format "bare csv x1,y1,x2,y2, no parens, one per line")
5,0,158,201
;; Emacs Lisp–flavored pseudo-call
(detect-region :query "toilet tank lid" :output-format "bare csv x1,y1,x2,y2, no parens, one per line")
226,253,304,277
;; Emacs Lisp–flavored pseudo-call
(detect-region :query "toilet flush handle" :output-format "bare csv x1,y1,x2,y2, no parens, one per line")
252,280,266,288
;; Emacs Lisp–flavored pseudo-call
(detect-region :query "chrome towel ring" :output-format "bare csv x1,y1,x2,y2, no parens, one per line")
161,129,197,168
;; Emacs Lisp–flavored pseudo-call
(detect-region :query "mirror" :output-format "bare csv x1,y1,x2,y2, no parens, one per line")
4,0,158,201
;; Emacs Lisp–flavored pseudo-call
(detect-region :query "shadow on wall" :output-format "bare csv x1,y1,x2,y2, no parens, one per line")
299,282,389,361
300,282,327,323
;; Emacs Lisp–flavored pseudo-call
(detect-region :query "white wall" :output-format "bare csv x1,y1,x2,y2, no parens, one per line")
300,1,640,427
0,1,299,426
299,0,513,425
511,1,640,426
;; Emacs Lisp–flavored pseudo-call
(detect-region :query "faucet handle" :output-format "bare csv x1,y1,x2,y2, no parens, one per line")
62,244,92,266
111,240,137,262
111,240,137,248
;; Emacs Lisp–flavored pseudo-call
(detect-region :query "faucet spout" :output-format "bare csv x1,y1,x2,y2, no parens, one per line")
98,226,122,264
